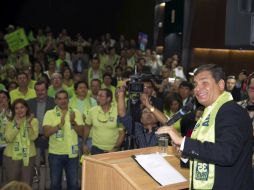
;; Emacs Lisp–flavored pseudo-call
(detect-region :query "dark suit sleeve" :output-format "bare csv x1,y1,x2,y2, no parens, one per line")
46,97,56,111
27,99,37,117
182,101,252,166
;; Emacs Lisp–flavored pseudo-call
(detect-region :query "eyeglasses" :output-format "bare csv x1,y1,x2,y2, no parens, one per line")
97,111,109,123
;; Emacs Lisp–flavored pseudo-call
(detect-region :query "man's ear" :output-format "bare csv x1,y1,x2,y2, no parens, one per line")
218,79,225,91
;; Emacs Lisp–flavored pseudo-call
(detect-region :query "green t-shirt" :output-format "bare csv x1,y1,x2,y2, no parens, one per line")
47,85,71,98
99,54,109,71
69,95,97,117
85,103,123,151
0,84,6,91
10,88,36,103
28,80,36,89
43,107,84,157
56,59,64,72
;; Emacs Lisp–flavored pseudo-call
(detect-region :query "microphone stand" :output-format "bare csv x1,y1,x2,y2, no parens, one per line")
125,91,139,150
125,65,140,150
130,98,136,149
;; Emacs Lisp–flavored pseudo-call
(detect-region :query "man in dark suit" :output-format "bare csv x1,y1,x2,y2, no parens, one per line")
157,64,253,189
27,80,55,168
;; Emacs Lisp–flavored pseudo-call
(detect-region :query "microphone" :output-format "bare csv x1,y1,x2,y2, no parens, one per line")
166,102,193,126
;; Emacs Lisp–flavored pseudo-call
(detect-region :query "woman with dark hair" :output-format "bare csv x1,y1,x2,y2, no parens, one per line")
163,93,183,133
62,66,74,89
44,59,57,80
31,60,45,81
3,98,39,186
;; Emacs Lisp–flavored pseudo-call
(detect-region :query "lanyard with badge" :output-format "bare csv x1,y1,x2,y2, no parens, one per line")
13,119,30,166
56,106,79,156
69,107,78,156
55,106,64,141
0,110,7,143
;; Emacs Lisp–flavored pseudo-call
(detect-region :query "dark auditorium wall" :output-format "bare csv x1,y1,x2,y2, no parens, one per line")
116,0,156,46
189,0,254,76
192,48,254,76
0,0,155,41
190,0,227,48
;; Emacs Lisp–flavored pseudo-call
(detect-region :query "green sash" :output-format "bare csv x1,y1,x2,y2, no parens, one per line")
0,110,9,146
66,107,78,158
55,106,64,141
54,106,79,158
12,119,30,166
190,92,233,189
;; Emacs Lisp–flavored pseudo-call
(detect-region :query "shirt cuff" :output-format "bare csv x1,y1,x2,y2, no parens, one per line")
180,136,186,151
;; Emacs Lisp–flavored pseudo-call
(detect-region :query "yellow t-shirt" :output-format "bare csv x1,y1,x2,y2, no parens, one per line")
86,103,123,151
47,85,72,98
69,95,97,117
43,107,84,157
28,80,36,89
10,88,36,103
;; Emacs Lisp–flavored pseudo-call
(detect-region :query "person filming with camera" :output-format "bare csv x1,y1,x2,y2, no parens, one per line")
117,79,168,148
130,78,164,123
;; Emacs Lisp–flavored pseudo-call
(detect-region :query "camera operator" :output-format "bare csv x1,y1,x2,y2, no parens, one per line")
117,84,167,148
132,79,164,123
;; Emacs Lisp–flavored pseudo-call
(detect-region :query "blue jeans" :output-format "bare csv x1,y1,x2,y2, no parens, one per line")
91,145,105,155
48,154,78,190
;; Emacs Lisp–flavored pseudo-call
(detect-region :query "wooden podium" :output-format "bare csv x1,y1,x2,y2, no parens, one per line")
82,147,189,190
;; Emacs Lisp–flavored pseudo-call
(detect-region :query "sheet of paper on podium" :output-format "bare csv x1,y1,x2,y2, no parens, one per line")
133,153,187,186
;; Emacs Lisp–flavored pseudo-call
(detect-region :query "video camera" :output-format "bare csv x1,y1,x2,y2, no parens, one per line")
127,74,163,93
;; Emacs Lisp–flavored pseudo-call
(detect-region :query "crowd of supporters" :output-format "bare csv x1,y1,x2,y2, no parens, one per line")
0,25,253,189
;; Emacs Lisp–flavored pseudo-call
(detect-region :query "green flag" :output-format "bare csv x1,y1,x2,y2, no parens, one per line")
4,28,29,52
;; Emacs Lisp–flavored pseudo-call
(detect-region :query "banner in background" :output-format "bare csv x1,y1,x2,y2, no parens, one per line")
4,28,29,52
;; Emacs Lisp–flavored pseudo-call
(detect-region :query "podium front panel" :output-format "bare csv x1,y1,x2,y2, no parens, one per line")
82,147,189,190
